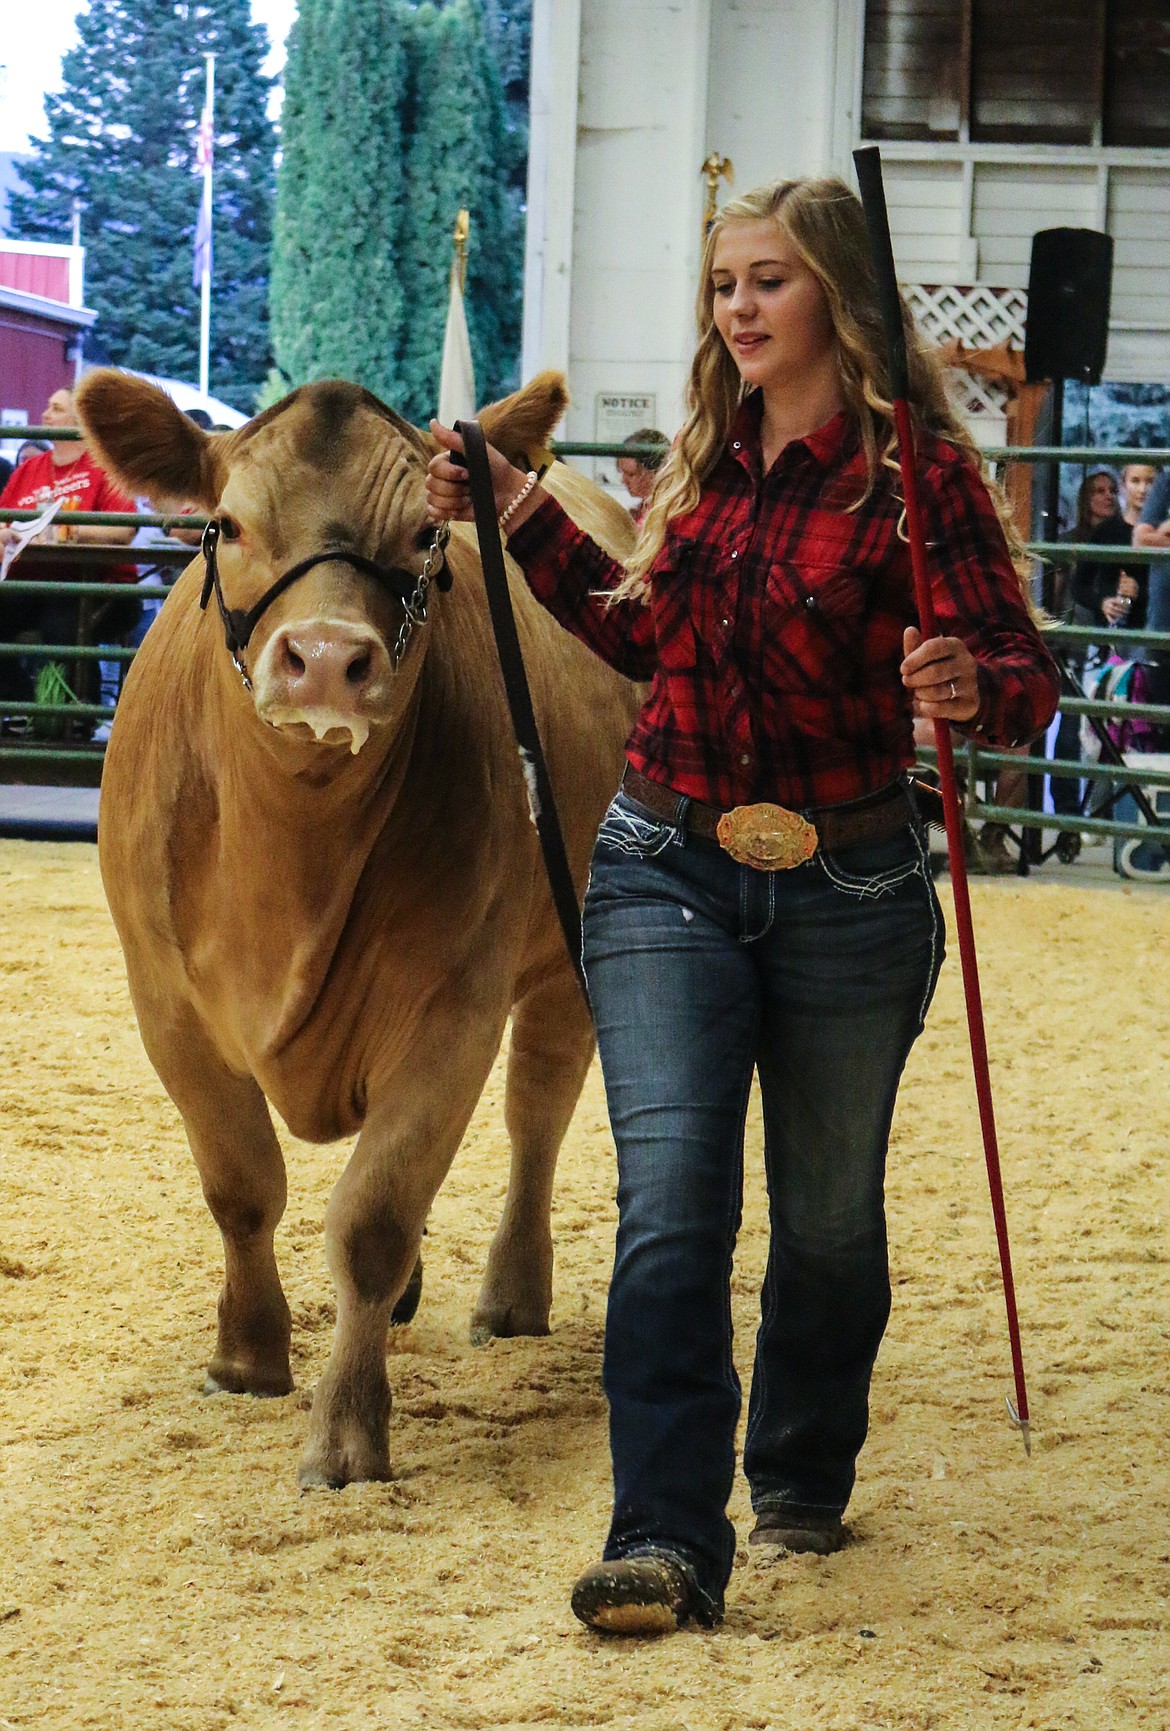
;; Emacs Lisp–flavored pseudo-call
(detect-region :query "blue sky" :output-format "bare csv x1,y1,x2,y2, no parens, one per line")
0,0,297,154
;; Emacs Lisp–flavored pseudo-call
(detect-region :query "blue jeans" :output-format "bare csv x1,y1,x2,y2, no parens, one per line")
581,787,944,1618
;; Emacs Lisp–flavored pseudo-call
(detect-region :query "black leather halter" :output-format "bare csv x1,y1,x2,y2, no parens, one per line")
199,517,452,689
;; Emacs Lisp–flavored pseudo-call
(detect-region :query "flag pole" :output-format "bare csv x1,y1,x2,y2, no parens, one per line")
198,53,216,402
453,208,470,293
438,211,476,426
700,152,733,239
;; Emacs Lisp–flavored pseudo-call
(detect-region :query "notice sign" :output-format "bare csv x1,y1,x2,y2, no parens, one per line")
594,391,657,488
596,391,656,446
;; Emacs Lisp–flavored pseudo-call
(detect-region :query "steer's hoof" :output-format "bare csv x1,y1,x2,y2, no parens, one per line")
203,1360,293,1398
297,1439,392,1491
469,1296,551,1347
469,1315,551,1348
391,1254,424,1326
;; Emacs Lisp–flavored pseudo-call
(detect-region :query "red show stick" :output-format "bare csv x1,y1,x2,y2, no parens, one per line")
853,145,1031,1453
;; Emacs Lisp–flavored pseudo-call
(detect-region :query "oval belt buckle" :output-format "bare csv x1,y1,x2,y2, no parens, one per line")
716,802,819,871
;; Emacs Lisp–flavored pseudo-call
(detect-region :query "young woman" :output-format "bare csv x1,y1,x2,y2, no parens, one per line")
1064,468,1139,630
1108,462,1158,626
425,177,1058,1636
1050,468,1148,844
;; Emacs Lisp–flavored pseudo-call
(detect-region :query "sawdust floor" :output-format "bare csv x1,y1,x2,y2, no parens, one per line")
0,841,1167,1730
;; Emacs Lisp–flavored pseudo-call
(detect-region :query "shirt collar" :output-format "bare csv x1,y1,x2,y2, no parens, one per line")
727,394,857,476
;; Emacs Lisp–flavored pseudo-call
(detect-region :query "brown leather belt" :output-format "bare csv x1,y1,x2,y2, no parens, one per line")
620,765,914,857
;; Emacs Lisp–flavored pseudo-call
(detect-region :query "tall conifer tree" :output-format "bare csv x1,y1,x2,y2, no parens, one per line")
266,0,326,392
482,0,532,271
272,0,524,420
9,0,275,409
398,0,521,421
270,0,408,403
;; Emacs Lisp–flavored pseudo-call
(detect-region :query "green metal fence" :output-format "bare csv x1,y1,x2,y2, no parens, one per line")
2,429,1168,874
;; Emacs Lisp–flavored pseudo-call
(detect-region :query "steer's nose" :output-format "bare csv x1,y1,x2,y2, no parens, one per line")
268,622,389,710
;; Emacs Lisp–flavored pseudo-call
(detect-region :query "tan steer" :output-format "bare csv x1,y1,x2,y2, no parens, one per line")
77,369,639,1488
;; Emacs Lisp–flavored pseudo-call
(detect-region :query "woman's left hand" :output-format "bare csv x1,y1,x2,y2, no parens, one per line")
901,627,980,723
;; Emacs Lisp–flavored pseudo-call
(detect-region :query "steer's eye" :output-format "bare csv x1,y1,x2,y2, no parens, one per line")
218,515,241,542
413,524,434,552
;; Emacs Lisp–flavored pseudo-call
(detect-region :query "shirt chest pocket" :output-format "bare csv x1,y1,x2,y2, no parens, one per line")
762,561,868,694
651,541,703,675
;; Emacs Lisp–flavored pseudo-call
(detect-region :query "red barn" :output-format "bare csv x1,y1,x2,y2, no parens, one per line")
0,241,95,429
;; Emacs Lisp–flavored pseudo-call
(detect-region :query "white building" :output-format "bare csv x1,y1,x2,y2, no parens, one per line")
522,0,1170,461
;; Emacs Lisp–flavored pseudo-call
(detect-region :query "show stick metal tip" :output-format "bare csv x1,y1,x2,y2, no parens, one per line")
1006,1397,1032,1457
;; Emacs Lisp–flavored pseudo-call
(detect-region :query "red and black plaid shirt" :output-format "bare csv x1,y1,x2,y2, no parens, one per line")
507,399,1059,809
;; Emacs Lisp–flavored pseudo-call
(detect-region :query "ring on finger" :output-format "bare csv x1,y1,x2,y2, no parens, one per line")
948,679,957,701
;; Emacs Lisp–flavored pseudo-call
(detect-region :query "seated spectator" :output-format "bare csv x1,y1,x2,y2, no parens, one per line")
1120,460,1157,530
129,496,201,625
1048,470,1136,853
0,435,42,496
1096,461,1158,628
92,411,210,739
1063,469,1132,628
1134,463,1170,747
615,427,669,525
0,389,138,706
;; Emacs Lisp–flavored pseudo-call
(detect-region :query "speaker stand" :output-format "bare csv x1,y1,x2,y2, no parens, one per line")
1041,376,1065,617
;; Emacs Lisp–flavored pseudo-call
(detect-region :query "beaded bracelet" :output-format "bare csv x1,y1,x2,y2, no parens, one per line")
498,470,539,531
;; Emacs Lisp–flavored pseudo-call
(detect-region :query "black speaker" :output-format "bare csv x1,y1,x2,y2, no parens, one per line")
1024,228,1114,385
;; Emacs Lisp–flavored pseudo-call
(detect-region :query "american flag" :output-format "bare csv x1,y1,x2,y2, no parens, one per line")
192,92,214,289
194,105,214,174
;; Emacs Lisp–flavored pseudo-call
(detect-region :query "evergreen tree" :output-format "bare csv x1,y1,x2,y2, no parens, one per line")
482,0,532,259
270,0,408,404
9,0,275,410
268,0,328,391
272,0,526,420
398,0,522,421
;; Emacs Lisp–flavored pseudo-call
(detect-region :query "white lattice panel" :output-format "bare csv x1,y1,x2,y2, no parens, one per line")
948,370,1010,417
906,283,1028,432
906,284,1028,349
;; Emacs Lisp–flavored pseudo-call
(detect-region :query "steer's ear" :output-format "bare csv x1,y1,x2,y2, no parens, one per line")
477,370,568,472
76,369,223,509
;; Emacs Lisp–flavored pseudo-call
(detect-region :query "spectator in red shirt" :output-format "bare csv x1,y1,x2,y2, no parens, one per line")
0,388,137,703
427,177,1059,1636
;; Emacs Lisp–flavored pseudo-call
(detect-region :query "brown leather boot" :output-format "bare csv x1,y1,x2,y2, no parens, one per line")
973,821,1018,875
749,1509,845,1555
570,1554,696,1635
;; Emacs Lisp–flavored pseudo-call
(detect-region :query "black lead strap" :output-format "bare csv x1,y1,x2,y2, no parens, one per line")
455,419,589,1002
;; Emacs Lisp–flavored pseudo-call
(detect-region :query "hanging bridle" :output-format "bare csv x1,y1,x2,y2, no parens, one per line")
199,516,452,691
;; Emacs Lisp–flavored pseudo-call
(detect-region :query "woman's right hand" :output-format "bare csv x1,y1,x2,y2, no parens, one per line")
425,420,532,525
1102,572,1138,623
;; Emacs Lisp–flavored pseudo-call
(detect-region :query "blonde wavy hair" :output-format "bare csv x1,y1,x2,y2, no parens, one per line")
613,176,1027,602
